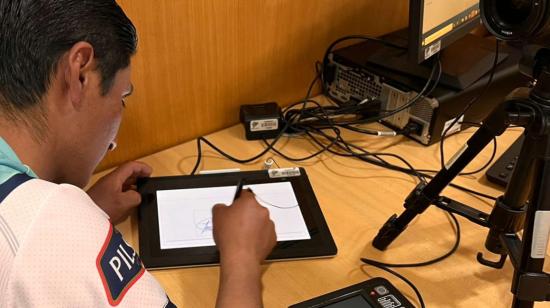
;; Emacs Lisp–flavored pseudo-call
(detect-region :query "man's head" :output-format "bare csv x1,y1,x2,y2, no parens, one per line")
0,0,137,187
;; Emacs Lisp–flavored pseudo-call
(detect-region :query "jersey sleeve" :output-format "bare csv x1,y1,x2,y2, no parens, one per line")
3,182,174,307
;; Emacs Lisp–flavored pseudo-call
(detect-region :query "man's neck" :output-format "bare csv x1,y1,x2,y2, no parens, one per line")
0,124,58,183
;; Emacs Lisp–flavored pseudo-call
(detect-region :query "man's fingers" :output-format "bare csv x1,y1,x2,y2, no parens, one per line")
235,189,256,203
122,178,140,191
115,161,153,187
212,203,227,215
120,190,142,207
269,220,277,240
126,161,153,178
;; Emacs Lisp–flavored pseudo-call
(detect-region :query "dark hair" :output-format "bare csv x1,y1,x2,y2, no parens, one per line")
0,0,137,113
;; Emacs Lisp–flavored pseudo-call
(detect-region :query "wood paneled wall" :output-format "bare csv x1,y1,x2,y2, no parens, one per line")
99,0,409,170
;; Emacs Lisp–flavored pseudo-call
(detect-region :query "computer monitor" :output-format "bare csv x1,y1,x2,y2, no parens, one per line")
364,0,505,90
409,0,481,64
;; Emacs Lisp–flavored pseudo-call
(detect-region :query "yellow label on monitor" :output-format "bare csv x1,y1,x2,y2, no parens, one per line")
423,23,454,46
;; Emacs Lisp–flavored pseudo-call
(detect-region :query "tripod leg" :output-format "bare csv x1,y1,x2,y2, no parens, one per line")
373,104,511,250
478,133,536,262
504,134,550,308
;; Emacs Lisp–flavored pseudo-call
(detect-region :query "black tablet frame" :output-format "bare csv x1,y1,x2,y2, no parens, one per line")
137,168,337,269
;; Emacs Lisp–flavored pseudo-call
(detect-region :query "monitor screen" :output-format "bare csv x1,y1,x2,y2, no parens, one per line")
410,0,480,63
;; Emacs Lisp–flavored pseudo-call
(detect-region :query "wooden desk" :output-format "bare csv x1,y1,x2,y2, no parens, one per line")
95,120,548,307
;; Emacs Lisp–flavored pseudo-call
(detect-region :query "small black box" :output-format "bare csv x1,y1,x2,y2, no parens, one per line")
239,102,283,140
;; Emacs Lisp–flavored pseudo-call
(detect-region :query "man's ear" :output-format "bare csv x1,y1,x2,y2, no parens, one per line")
64,42,95,110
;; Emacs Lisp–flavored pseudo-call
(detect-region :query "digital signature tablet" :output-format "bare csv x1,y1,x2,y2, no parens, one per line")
137,168,337,269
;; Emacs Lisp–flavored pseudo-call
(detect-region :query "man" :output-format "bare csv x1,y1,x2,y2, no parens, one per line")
0,1,276,307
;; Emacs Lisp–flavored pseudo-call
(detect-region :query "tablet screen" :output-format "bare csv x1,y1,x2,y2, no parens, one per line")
156,182,311,250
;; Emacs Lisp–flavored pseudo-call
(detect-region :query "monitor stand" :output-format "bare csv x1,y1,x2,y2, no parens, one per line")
368,29,509,90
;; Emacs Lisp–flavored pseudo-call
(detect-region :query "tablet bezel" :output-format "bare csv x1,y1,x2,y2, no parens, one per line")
137,168,337,269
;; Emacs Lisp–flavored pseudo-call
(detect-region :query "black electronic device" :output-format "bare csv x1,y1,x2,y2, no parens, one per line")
409,0,481,64
240,102,283,140
322,0,537,145
359,0,505,91
481,0,550,43
325,35,528,145
485,135,524,187
137,168,337,269
372,0,550,306
289,277,413,308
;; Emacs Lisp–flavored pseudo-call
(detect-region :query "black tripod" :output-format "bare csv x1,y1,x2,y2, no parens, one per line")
372,46,550,308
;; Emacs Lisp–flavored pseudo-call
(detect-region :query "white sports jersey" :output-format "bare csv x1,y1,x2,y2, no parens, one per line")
0,178,175,307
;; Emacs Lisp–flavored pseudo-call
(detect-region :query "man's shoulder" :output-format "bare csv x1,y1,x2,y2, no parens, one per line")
1,180,172,307
2,178,110,220
0,178,111,257
4,177,106,220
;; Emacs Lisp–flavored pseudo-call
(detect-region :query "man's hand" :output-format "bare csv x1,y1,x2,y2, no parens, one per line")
87,161,152,225
212,189,277,308
213,189,277,264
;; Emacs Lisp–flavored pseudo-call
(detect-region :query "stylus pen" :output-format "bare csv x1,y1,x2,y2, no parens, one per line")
233,179,244,201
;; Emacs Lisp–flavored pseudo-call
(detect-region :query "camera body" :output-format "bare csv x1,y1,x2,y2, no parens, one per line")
482,0,550,80
481,0,550,42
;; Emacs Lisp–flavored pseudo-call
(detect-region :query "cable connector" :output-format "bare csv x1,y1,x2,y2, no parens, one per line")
401,121,423,136
377,131,398,137
263,157,281,170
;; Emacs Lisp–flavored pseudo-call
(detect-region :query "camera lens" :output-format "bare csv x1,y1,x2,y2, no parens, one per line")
496,0,532,26
482,0,550,41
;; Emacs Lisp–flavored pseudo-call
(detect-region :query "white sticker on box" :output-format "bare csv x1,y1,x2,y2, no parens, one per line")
445,144,468,170
443,115,465,137
268,167,301,178
531,211,550,259
250,119,278,132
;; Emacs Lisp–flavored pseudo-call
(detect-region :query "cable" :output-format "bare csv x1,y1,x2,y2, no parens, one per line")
286,99,401,136
282,98,430,183
286,100,429,183
293,124,497,200
359,213,460,308
440,40,501,170
190,36,498,201
190,110,296,175
283,34,441,138
283,99,498,185
312,34,441,130
416,122,498,177
288,102,414,175
301,126,428,184
456,122,498,176
263,157,281,169
338,124,397,136
191,133,284,175
190,99,320,175
191,98,449,189
306,56,442,127
284,97,436,181
266,117,498,200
